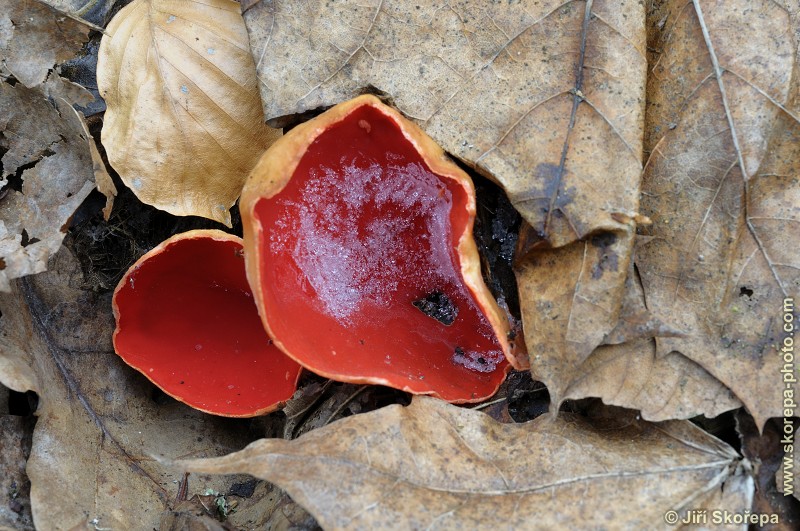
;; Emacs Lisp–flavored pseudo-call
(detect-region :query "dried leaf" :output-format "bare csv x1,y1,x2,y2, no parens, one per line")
515,227,634,400
0,248,293,530
97,0,281,226
244,0,646,246
0,83,95,291
637,0,800,428
520,248,742,421
41,70,95,108
72,105,117,218
40,1,119,27
184,396,750,529
0,0,95,108
602,259,686,345
0,0,89,88
565,342,742,422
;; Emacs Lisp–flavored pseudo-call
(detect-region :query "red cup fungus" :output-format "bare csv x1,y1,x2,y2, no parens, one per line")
240,95,515,402
112,230,302,417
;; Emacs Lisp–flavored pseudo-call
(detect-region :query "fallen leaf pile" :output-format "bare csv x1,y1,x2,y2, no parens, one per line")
0,0,798,529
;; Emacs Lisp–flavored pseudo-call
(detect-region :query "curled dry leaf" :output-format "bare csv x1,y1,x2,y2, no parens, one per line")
183,396,751,530
0,83,96,291
0,0,89,88
637,0,800,429
97,0,281,226
66,97,117,217
0,248,296,530
243,0,646,247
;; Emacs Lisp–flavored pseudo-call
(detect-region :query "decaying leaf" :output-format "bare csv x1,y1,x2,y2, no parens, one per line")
0,83,96,291
0,0,99,109
637,0,799,428
0,0,89,88
39,0,119,27
519,244,741,421
243,0,646,247
515,228,638,403
184,396,751,529
97,0,281,226
0,248,299,530
41,69,96,108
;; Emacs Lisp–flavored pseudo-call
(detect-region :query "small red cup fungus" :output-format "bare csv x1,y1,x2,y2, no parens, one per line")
112,230,302,417
240,95,515,402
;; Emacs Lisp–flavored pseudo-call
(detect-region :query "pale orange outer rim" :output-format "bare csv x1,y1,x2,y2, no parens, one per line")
111,229,302,417
241,96,526,399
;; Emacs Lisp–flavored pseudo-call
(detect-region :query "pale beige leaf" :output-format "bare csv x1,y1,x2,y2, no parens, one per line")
637,0,799,429
244,0,646,247
0,83,95,291
602,259,687,346
0,248,294,530
0,0,89,88
183,396,749,530
97,0,281,226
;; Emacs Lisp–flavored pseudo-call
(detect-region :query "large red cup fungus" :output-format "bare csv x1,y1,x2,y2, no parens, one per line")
240,95,517,402
112,230,302,417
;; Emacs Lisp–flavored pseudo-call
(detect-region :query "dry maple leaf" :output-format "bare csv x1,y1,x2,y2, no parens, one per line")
183,396,753,530
517,0,799,427
636,0,799,429
96,0,281,226
243,0,646,247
